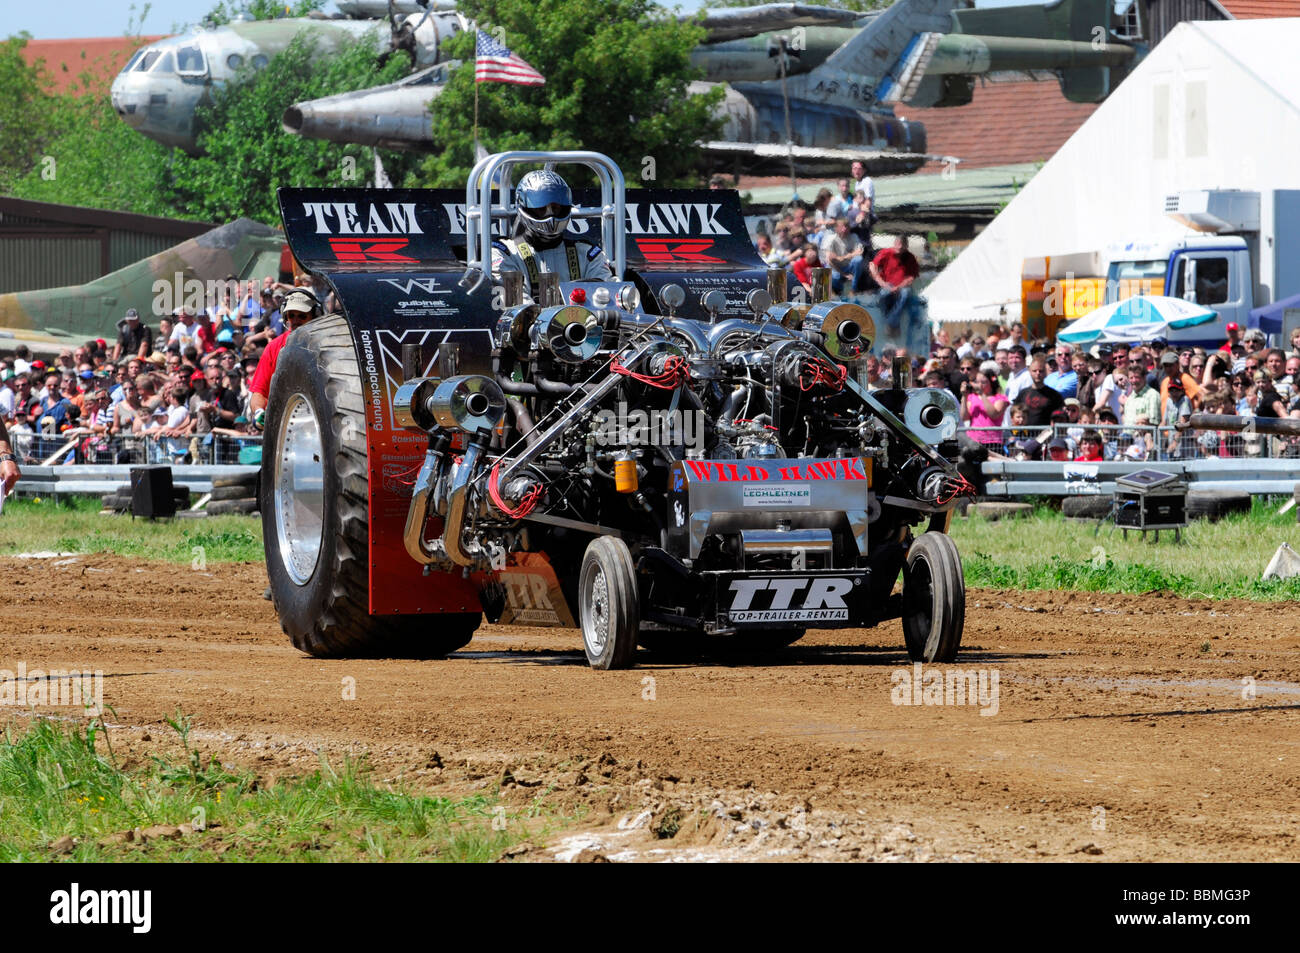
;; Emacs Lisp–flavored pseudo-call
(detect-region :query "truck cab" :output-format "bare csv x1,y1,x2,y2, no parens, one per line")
1104,233,1253,344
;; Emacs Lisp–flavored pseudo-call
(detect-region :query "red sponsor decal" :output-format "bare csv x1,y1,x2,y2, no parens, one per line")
683,459,866,482
635,238,725,263
328,237,418,262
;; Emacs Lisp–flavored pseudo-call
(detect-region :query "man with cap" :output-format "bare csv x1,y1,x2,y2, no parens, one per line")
1161,375,1195,458
250,289,321,430
1219,322,1242,354
1158,350,1200,415
1045,435,1072,462
0,371,18,421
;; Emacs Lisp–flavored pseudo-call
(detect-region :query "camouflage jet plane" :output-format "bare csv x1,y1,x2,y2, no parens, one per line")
0,220,284,356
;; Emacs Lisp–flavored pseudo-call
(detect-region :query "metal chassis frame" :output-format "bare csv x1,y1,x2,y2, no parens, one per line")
462,150,627,292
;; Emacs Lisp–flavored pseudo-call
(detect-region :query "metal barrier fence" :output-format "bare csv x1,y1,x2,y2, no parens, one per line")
978,458,1300,498
959,423,1300,462
8,432,262,468
13,463,260,497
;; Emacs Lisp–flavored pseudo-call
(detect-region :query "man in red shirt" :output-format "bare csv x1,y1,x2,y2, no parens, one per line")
869,234,920,329
251,289,321,430
1219,322,1242,353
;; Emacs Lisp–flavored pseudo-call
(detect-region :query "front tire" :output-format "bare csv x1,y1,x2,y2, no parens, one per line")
902,532,965,663
261,314,480,658
579,536,640,670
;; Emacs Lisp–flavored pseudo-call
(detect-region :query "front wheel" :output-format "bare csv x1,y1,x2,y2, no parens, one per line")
261,314,480,658
901,532,965,663
578,536,640,670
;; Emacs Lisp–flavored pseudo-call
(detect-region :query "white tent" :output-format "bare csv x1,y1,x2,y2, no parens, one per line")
925,18,1300,324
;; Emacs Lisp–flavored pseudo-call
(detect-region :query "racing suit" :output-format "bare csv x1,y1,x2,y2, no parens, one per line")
491,235,612,299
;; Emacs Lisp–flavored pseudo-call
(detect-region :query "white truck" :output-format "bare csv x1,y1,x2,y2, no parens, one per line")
1027,189,1300,345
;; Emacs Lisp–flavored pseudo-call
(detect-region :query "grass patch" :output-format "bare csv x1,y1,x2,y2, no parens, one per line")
951,498,1300,600
0,496,263,564
0,711,558,862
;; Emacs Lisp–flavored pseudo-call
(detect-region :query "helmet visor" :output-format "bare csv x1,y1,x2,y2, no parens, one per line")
521,201,571,220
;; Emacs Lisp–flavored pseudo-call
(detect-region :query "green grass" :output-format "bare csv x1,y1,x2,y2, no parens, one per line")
951,499,1300,600
0,711,561,862
0,496,264,564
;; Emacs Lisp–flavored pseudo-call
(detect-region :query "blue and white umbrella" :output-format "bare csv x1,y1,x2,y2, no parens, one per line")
1057,295,1217,345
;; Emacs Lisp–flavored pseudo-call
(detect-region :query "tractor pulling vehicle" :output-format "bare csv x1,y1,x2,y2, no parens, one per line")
260,151,973,669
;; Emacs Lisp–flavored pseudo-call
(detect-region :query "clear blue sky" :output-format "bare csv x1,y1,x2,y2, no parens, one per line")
8,0,1068,40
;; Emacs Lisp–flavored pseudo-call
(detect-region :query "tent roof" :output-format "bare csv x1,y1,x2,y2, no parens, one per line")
1250,292,1300,334
925,18,1300,323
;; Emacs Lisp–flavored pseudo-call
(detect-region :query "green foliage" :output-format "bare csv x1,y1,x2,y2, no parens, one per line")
4,28,410,222
0,714,550,861
203,0,325,27
418,0,723,188
0,35,63,193
5,84,178,215
166,33,412,223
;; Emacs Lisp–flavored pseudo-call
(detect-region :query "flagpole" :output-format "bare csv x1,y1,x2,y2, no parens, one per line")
473,73,480,155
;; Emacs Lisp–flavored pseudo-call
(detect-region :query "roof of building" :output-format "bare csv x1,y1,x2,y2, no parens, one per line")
1221,0,1300,17
745,163,1040,211
19,36,165,95
0,196,214,238
895,79,1100,171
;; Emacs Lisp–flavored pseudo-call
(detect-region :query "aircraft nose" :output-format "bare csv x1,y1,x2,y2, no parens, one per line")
110,77,147,126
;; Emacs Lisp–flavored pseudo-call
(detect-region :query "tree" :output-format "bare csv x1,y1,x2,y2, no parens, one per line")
700,0,890,10
202,0,325,27
0,35,63,193
167,33,414,223
5,86,177,215
418,0,722,189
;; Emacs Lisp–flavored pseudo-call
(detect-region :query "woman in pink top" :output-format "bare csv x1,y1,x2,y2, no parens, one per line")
961,370,1009,447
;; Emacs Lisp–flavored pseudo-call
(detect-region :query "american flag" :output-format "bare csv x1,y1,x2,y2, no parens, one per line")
475,29,545,86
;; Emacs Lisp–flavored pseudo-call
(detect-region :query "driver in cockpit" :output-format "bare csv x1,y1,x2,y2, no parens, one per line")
491,170,611,298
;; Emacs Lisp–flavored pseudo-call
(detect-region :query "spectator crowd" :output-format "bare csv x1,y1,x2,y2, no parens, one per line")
0,273,325,466
885,323,1300,461
751,162,932,334
745,162,1299,463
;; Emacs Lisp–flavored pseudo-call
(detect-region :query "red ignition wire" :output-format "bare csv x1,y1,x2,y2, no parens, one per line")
611,353,689,390
799,358,848,392
487,460,543,519
936,473,977,505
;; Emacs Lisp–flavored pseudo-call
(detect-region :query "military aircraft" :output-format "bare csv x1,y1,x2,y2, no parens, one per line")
109,1,462,153
112,0,1145,175
0,220,284,353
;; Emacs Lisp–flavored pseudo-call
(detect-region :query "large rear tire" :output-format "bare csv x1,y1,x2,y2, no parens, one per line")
260,314,480,658
579,536,640,670
902,532,965,663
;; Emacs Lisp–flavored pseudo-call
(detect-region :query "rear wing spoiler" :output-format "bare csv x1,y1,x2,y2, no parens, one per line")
277,186,766,279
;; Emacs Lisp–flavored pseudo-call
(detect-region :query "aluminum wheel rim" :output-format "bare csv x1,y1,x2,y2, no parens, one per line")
274,394,325,586
581,562,611,657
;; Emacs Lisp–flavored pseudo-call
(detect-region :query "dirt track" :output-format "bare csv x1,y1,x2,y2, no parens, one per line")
2,553,1298,862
